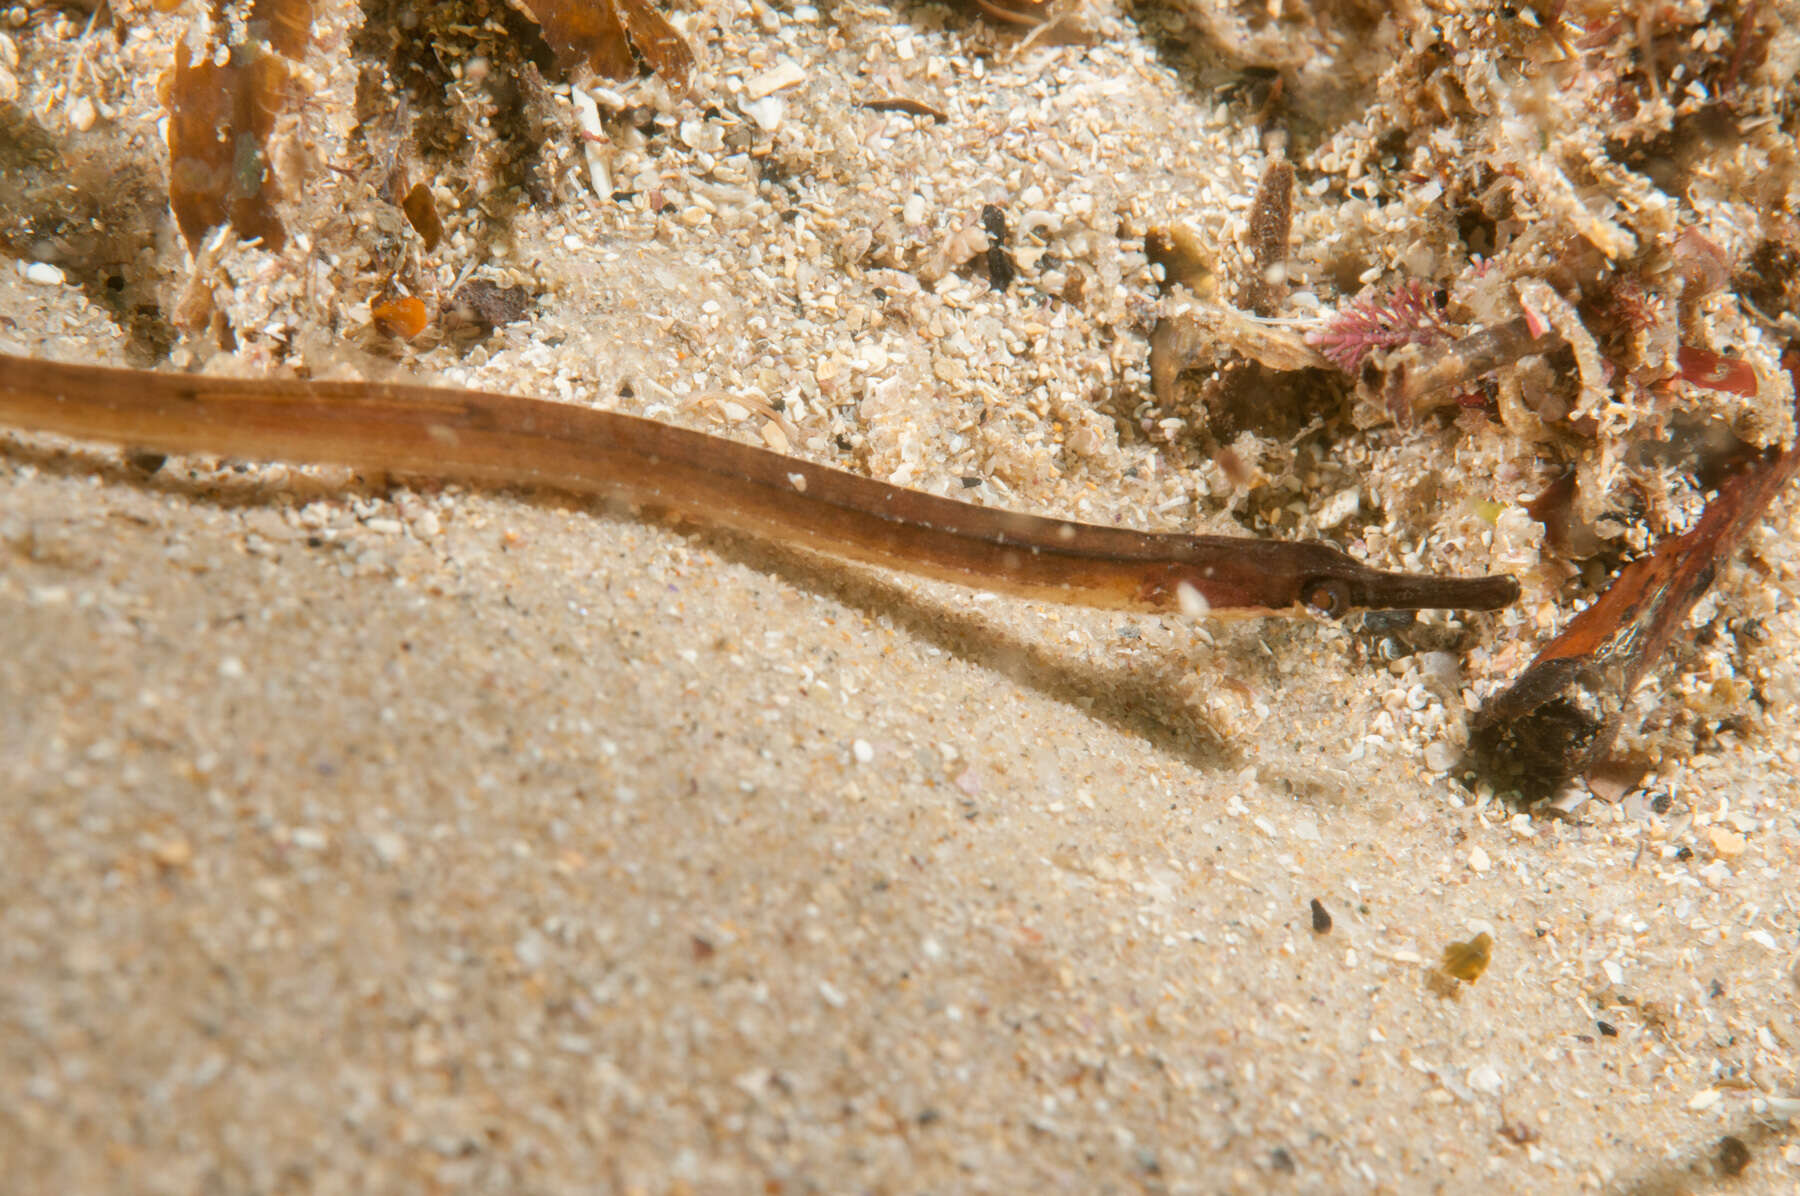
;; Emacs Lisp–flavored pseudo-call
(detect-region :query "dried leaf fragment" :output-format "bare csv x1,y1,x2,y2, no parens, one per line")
1470,372,1800,800
249,0,315,59
613,0,694,90
517,0,693,90
166,36,293,252
520,0,634,79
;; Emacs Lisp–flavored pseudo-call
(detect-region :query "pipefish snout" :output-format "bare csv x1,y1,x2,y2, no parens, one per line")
0,354,1519,617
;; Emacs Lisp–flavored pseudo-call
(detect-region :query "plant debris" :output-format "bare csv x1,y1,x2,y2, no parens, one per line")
1469,368,1800,800
981,203,1014,292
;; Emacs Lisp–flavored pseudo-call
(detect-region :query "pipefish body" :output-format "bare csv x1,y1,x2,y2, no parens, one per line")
0,354,1519,618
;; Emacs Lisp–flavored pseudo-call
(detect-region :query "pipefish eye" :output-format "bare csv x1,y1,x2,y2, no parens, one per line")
1301,577,1353,618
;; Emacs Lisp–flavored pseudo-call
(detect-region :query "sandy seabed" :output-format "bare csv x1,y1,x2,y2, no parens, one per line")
3,1,1800,1191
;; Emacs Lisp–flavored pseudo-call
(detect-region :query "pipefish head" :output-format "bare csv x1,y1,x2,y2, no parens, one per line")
1144,537,1520,618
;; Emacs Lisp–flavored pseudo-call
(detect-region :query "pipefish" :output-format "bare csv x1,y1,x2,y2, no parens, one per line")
0,353,1519,618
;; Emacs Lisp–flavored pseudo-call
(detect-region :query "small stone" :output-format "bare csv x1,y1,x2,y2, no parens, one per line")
443,279,531,329
1688,1088,1722,1111
1416,650,1461,692
68,95,96,132
1424,741,1457,772
1467,845,1491,873
1309,898,1332,934
1708,826,1745,858
369,831,406,865
570,88,610,196
290,826,329,851
1175,580,1210,617
1315,487,1360,529
740,95,782,132
151,837,193,869
64,937,108,976
851,738,874,765
23,261,64,287
514,931,547,970
1467,1063,1504,1095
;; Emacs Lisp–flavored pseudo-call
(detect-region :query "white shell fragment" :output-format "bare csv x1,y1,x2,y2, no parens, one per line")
570,88,612,198
743,61,805,100
23,261,64,286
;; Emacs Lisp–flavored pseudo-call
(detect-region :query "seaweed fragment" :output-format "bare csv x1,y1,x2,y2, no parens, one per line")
1306,280,1455,375
1675,346,1758,398
250,0,316,58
